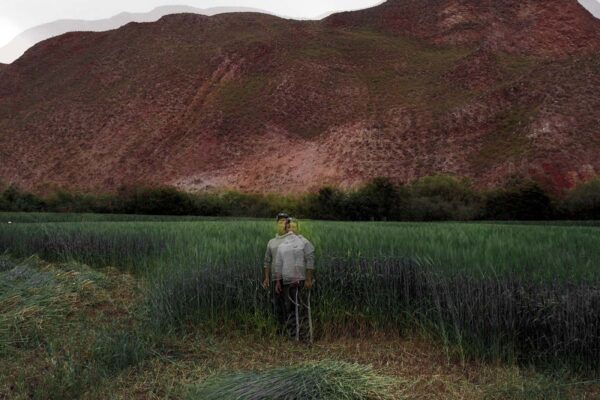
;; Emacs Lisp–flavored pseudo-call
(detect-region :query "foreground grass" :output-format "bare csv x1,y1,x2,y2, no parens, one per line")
1,256,599,399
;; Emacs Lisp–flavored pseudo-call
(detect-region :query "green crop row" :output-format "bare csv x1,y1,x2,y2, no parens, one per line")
0,218,598,280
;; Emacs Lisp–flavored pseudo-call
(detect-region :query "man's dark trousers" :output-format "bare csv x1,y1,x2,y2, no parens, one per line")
283,281,312,342
271,283,287,334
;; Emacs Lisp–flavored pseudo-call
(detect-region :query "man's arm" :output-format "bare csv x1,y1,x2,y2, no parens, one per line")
264,240,273,267
274,247,284,293
303,239,315,289
262,242,272,288
263,267,271,288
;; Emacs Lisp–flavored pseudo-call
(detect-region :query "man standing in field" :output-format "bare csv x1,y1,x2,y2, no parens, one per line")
274,217,315,342
263,212,290,334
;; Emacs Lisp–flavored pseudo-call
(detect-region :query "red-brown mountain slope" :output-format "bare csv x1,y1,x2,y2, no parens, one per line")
0,0,599,194
326,0,600,56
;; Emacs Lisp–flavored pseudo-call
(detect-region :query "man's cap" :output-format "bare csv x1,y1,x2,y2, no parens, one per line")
276,212,290,221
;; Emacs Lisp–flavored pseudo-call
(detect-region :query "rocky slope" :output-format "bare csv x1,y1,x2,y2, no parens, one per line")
0,0,599,194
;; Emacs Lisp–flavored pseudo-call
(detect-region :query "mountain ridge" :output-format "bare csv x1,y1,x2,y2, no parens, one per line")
3,0,600,64
0,0,599,194
0,6,276,64
325,0,600,57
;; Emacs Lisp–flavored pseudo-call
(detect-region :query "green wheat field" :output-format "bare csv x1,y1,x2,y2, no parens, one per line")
1,212,599,399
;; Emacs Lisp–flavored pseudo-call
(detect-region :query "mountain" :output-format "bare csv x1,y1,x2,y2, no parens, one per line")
0,6,275,64
1,0,599,194
315,1,388,20
325,0,600,56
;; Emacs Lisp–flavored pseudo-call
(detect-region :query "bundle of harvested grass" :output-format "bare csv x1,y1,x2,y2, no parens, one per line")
188,360,398,400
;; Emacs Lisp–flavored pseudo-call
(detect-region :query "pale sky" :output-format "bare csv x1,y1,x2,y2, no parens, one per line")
0,1,383,48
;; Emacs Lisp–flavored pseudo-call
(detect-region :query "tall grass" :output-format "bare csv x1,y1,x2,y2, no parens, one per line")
0,212,224,223
1,214,599,372
1,217,598,279
146,257,600,372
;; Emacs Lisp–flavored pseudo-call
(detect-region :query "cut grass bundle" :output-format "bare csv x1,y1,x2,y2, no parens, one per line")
187,360,398,400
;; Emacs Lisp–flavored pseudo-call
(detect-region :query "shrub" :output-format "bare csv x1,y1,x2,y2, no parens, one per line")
190,193,227,216
46,189,117,213
119,186,197,215
345,177,408,221
0,185,47,212
411,175,476,201
220,191,273,218
408,175,481,221
484,181,554,220
307,187,346,220
562,178,600,220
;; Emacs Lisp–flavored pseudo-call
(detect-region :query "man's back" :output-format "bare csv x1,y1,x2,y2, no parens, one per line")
264,234,288,280
274,233,314,284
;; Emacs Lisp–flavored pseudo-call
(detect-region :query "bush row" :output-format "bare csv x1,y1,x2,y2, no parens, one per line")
1,176,599,221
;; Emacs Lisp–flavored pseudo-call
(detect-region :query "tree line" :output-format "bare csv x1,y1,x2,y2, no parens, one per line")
1,175,599,221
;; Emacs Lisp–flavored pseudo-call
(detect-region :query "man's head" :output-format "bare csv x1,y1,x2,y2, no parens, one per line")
282,217,300,234
276,212,289,235
289,218,299,234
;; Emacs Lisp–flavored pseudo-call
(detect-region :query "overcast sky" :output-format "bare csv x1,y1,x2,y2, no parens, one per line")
0,1,384,48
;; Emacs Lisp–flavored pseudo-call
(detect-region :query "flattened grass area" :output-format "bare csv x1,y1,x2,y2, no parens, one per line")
0,256,142,399
1,256,598,399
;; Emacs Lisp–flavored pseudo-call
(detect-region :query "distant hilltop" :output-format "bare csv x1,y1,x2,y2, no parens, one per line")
4,0,597,64
0,6,275,64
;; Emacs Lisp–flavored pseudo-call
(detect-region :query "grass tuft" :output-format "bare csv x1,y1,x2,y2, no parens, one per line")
92,329,151,374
